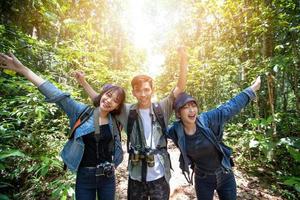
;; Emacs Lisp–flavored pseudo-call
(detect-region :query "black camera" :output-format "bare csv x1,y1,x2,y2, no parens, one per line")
96,161,115,177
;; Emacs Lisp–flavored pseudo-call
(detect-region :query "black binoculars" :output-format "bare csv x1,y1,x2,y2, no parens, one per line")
129,147,155,167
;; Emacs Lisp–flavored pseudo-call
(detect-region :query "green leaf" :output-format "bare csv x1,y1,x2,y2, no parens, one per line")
283,176,300,192
0,194,10,200
0,150,25,160
3,69,16,76
0,163,6,170
287,146,300,162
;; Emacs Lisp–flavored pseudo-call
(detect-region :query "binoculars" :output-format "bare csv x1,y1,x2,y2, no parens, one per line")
129,148,155,167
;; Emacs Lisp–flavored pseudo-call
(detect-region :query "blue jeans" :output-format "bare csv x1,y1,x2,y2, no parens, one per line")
75,167,115,200
194,169,236,200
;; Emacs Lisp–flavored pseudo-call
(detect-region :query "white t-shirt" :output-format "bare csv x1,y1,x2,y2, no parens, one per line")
139,108,164,181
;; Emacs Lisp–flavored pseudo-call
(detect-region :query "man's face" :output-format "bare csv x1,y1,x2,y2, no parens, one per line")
132,81,153,109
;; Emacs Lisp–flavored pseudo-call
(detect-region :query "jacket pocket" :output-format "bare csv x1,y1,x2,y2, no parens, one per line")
61,139,84,171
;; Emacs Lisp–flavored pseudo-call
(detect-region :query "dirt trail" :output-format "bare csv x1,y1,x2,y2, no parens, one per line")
116,142,283,200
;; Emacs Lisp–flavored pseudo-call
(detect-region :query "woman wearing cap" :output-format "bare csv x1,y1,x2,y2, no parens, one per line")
0,53,125,200
167,77,261,200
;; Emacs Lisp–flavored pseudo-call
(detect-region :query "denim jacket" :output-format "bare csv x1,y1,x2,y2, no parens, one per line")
167,87,256,182
38,81,123,172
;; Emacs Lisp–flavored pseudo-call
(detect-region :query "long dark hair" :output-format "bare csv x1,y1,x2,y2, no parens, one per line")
93,84,126,115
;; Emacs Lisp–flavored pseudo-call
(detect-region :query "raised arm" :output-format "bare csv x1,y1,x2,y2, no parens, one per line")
173,46,188,98
0,53,45,86
206,76,261,126
0,52,87,125
74,71,99,100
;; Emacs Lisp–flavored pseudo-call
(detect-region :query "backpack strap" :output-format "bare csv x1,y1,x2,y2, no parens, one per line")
114,117,123,141
111,116,122,156
127,109,138,152
152,103,166,134
126,109,148,182
69,106,94,139
64,106,93,170
152,103,168,149
196,118,234,168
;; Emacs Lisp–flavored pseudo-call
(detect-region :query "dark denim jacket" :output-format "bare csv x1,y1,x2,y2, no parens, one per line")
38,81,123,172
167,87,256,182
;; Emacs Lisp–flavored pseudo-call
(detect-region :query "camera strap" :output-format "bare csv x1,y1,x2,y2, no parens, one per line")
136,120,147,182
93,108,101,162
93,107,115,165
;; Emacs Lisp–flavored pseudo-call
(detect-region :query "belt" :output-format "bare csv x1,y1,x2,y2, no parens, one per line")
80,166,97,169
195,167,232,176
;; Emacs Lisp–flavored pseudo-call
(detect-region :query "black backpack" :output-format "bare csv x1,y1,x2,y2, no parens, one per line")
126,103,167,151
69,106,94,140
69,105,123,141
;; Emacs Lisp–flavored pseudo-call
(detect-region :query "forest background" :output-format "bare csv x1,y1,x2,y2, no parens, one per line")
0,0,299,199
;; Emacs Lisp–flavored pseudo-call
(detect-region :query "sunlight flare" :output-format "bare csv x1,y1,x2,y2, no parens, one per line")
120,0,185,76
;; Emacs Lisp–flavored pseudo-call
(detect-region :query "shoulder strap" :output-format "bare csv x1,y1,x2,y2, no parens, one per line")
152,103,166,134
114,116,122,140
127,109,138,152
196,118,227,156
69,106,94,139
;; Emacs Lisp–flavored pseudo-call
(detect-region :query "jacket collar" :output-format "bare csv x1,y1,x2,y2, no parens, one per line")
129,103,155,117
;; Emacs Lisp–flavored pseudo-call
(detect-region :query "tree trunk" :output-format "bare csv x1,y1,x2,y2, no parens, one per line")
267,73,277,136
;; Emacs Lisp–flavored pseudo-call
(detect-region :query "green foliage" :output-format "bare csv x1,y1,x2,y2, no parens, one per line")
0,0,299,199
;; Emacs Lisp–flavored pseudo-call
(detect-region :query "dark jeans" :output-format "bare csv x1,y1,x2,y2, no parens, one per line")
128,176,170,200
75,167,115,200
194,169,236,200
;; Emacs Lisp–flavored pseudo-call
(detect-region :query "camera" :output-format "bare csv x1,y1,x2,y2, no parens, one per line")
96,161,115,177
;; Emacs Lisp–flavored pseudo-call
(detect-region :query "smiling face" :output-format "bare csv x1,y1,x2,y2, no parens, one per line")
99,90,122,113
177,101,198,126
132,81,153,109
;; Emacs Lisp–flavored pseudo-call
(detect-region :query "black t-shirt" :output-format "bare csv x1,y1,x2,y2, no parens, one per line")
79,124,113,167
185,126,222,174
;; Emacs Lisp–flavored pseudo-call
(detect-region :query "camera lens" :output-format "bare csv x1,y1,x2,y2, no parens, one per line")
130,150,140,165
146,153,155,167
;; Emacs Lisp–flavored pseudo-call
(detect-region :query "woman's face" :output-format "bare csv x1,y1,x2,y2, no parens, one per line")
99,90,121,113
178,101,198,125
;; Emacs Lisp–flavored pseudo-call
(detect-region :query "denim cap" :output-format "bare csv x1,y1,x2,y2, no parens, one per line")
174,92,197,114
102,83,114,90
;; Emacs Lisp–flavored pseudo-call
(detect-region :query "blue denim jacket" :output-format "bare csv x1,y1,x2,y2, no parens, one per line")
167,87,256,182
38,81,123,172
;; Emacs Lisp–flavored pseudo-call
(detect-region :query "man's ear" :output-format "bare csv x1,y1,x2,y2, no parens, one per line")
132,89,136,97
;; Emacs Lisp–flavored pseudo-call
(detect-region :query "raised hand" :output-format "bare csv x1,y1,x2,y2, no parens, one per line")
0,52,27,74
73,71,86,86
173,46,188,98
0,52,45,86
250,76,261,92
74,70,99,100
177,46,187,59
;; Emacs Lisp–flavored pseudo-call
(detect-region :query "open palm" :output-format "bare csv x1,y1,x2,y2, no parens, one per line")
0,53,25,73
250,76,261,92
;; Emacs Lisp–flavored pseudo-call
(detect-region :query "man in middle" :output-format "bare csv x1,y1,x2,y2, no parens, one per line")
75,47,188,200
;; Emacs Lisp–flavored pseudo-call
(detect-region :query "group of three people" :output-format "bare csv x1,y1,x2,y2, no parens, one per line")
0,50,260,200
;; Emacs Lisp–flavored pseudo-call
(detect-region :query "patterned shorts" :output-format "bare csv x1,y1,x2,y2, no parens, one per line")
127,176,170,200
